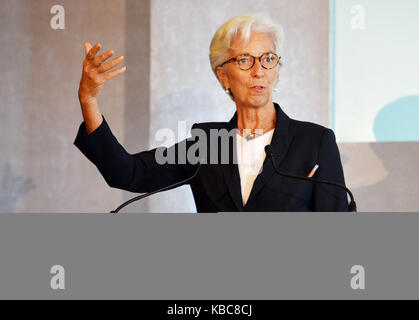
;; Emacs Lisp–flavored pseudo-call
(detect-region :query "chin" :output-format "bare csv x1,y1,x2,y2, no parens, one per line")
246,96,270,108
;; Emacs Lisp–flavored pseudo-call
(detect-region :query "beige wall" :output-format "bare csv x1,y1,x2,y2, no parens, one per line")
1,0,418,212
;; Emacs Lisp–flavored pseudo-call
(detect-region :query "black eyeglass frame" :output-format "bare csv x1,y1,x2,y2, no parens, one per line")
219,52,281,71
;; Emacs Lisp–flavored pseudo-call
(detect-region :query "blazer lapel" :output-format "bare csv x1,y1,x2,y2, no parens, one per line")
244,104,293,206
220,111,244,211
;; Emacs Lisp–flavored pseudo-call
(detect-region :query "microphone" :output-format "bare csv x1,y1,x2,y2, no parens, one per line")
264,145,357,212
110,162,202,214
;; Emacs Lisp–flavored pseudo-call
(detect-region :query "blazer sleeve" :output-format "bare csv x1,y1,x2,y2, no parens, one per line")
74,116,196,193
312,128,349,212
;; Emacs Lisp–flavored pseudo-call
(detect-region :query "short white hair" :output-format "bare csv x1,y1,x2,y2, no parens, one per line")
209,13,284,79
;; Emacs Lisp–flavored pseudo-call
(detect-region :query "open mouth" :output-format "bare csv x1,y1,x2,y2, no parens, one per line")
251,86,266,92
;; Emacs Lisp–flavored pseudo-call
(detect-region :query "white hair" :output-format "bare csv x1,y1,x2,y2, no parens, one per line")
209,13,284,79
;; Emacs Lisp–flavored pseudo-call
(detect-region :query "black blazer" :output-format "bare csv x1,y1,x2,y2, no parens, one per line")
74,103,349,212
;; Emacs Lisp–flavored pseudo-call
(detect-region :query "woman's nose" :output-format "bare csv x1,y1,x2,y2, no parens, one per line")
250,59,264,77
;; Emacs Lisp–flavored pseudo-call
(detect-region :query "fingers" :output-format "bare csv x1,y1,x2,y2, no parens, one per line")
84,42,92,56
86,42,102,60
81,42,126,84
92,49,115,66
102,66,127,81
97,56,124,73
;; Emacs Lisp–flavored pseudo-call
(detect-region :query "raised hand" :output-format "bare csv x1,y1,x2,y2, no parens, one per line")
78,42,126,134
78,42,126,103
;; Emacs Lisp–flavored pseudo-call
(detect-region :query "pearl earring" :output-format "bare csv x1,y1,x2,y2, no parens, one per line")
274,87,278,92
225,88,230,94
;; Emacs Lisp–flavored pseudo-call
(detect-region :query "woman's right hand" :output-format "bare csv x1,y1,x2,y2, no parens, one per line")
78,42,126,103
78,42,126,134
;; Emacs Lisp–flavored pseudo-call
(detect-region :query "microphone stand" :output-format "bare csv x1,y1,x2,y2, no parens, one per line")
110,163,201,214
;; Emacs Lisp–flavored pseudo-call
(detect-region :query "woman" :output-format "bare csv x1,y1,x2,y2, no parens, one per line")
75,13,349,212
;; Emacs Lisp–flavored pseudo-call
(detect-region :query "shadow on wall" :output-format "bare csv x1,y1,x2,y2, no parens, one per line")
342,93,419,210
374,96,419,142
0,162,36,213
332,95,419,211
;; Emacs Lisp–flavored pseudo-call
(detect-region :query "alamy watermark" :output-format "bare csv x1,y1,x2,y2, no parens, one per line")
50,5,65,30
50,265,65,290
350,265,365,290
153,123,266,171
350,5,366,30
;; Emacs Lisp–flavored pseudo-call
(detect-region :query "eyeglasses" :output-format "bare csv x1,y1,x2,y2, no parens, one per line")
220,52,281,71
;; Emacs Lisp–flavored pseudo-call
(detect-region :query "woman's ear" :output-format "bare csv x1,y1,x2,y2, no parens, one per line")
216,66,229,89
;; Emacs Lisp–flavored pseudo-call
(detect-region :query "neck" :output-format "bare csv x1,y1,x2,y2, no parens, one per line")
236,102,277,137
